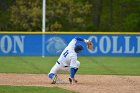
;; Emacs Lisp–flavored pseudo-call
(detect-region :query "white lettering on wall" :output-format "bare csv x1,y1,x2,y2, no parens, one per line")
124,36,135,53
136,36,140,53
100,36,111,54
1,35,12,53
88,35,139,55
13,36,25,53
112,36,122,53
0,35,25,54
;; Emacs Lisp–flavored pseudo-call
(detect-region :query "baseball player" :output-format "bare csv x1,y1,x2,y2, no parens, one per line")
48,37,93,84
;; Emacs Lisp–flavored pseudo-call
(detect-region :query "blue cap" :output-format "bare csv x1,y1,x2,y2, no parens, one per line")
74,44,84,53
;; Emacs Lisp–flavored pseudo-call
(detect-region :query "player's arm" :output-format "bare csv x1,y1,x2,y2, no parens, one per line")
75,37,93,51
67,37,90,49
75,37,89,43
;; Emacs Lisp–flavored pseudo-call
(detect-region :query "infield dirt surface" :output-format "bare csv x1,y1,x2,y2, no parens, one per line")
0,73,140,93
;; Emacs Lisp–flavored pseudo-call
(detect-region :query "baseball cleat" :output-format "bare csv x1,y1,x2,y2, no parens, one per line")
69,78,72,84
51,75,57,84
69,78,78,84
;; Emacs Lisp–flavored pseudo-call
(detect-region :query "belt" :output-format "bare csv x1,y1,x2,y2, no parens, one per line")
57,61,69,67
57,61,60,64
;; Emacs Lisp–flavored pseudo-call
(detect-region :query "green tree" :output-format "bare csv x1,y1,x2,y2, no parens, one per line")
111,0,140,32
10,0,42,31
46,0,92,31
0,0,15,31
1,0,139,32
10,0,92,31
121,0,140,31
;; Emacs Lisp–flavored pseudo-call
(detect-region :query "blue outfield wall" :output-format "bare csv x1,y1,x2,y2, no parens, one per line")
0,33,140,56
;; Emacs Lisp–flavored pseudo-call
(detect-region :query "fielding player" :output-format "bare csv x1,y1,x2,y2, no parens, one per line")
48,37,93,84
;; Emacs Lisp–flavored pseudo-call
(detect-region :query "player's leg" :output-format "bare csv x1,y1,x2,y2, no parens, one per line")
48,63,61,84
69,60,80,84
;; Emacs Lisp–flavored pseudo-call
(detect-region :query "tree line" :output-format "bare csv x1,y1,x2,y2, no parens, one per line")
0,0,140,32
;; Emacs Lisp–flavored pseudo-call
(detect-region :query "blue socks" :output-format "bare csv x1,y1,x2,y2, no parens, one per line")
48,73,55,79
70,68,78,78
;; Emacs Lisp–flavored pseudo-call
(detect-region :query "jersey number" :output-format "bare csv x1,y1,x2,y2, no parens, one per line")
63,50,69,58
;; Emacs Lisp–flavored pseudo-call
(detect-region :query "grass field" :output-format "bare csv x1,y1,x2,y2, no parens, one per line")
0,56,140,75
0,56,140,93
0,85,75,93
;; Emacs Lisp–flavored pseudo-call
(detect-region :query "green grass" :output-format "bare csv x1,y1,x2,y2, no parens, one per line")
0,56,140,75
0,85,75,93
79,57,140,75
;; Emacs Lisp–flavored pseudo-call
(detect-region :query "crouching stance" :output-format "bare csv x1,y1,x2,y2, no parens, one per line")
48,37,93,84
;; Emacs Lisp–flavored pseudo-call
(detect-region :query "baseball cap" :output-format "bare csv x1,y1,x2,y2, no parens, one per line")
74,44,84,53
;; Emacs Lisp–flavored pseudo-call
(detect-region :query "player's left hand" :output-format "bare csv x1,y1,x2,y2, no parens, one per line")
87,40,93,51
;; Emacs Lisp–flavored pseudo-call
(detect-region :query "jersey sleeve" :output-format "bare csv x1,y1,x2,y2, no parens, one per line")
75,37,84,42
67,37,85,49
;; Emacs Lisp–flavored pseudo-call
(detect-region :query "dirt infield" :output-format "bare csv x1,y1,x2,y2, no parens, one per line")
0,73,140,93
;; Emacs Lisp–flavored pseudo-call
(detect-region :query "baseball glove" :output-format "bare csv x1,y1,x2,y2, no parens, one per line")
87,40,93,51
